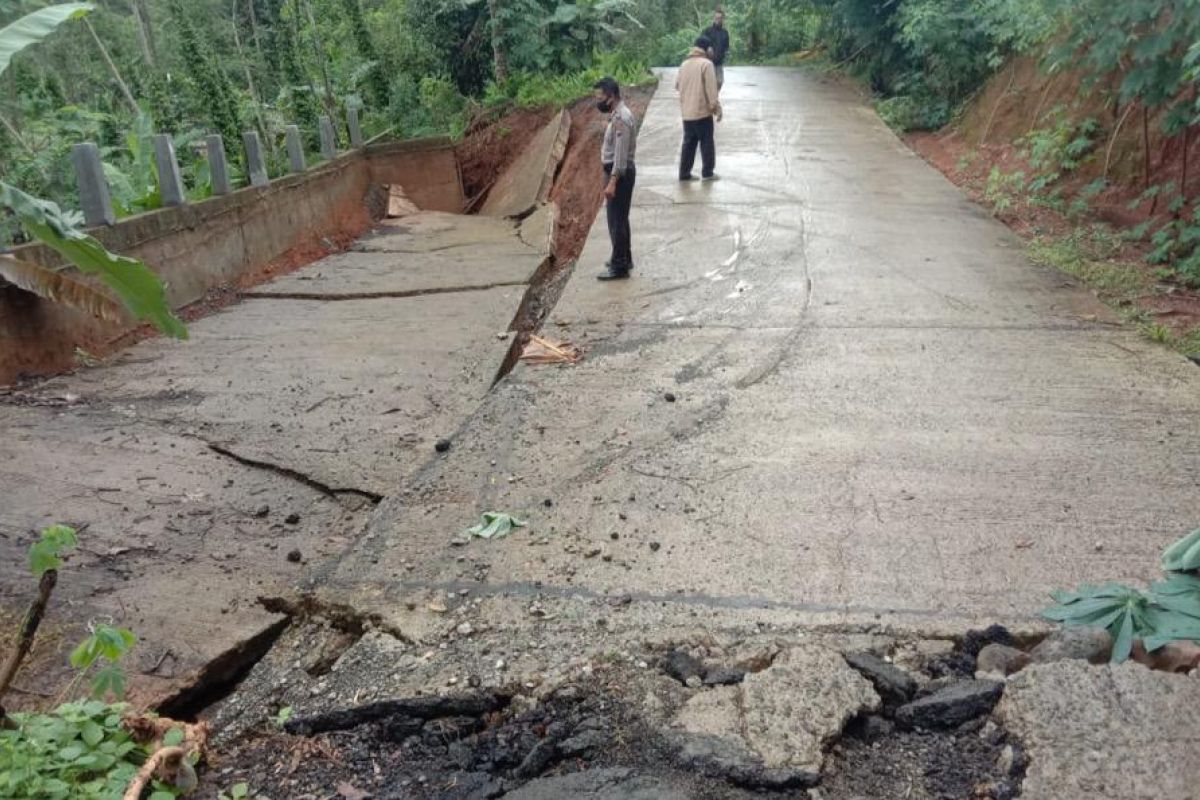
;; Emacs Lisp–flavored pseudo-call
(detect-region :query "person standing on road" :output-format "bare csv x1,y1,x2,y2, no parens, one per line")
702,9,731,89
594,76,638,281
676,36,722,183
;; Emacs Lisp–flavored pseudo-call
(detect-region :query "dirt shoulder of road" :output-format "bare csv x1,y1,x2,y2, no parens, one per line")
906,120,1200,357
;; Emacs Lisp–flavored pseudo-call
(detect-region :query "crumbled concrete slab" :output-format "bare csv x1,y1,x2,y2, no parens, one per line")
0,206,547,704
356,211,537,255
742,646,881,771
481,110,570,218
247,214,538,298
0,402,341,704
673,645,879,777
998,660,1200,800
843,651,918,707
517,202,559,256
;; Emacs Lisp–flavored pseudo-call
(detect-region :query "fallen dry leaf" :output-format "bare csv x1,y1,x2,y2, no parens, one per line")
337,781,371,800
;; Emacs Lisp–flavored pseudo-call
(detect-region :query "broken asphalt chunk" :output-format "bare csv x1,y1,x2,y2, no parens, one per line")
662,649,705,685
843,652,917,708
284,691,507,736
895,679,1003,730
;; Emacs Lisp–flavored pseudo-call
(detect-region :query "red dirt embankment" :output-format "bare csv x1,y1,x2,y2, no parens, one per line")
457,86,655,262
906,54,1200,338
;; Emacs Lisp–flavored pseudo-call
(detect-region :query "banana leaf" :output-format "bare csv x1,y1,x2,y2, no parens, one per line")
0,3,94,78
1,181,187,339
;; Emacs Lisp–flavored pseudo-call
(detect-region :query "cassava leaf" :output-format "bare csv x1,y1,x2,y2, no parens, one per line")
1162,528,1200,572
28,524,78,576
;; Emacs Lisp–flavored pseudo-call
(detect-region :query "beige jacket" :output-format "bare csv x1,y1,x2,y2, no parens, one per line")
675,48,722,122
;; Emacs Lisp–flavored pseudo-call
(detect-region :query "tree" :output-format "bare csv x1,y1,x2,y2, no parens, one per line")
487,0,509,84
166,0,242,145
340,0,389,108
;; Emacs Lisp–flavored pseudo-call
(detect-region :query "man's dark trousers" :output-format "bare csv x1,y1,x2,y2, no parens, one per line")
680,117,715,179
604,163,636,271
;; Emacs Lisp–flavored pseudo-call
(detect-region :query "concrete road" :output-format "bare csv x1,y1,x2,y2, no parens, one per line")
0,211,547,704
321,67,1200,636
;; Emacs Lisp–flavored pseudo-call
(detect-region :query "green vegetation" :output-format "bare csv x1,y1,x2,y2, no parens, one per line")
0,526,164,800
2,1,1199,330
1,700,163,800
1,3,183,337
1044,528,1200,663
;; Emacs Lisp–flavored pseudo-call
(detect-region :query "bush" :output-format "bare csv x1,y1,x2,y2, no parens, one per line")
0,701,179,800
875,94,951,132
484,52,651,110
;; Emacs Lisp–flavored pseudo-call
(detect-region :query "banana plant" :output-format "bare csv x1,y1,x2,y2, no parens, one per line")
0,2,186,339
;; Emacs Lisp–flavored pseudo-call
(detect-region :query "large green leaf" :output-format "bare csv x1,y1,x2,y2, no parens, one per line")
0,3,94,78
0,181,187,339
1041,582,1153,663
1162,528,1200,573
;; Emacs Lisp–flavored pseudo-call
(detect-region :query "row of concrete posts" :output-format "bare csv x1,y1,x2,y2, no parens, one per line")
71,107,365,226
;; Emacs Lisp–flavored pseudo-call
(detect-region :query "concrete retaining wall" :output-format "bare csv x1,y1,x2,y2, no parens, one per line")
1,137,464,384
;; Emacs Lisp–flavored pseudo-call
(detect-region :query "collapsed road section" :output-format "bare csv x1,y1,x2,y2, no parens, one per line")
207,66,1200,799
0,107,581,710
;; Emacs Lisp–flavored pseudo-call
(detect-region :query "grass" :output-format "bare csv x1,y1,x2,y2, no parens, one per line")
1029,226,1200,355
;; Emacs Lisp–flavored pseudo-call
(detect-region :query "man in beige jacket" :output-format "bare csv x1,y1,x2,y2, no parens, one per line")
675,36,722,182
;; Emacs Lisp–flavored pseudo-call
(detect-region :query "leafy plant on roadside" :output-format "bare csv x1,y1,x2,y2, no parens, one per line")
1146,207,1200,288
0,3,186,340
271,706,294,729
28,524,78,576
1043,527,1200,663
0,182,187,338
69,624,137,701
0,700,168,800
0,526,164,799
1162,528,1200,572
1020,113,1099,193
217,782,268,800
983,166,1026,215
0,3,93,76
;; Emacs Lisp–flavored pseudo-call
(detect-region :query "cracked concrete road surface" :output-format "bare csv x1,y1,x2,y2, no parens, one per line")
0,210,549,703
319,68,1200,635
4,67,1200,796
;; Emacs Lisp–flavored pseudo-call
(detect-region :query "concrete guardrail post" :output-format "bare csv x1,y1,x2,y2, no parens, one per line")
243,131,269,187
206,134,233,195
347,106,364,149
153,134,187,207
71,142,116,226
319,116,338,161
285,125,306,173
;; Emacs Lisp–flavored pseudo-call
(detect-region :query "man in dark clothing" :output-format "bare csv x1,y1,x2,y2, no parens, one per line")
594,76,638,281
702,9,730,88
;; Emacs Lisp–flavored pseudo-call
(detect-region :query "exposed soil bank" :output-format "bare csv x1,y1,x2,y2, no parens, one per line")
904,54,1200,345
459,88,656,384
